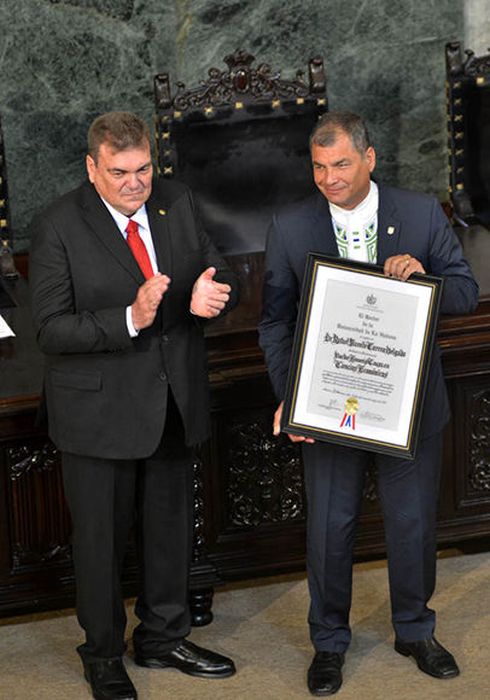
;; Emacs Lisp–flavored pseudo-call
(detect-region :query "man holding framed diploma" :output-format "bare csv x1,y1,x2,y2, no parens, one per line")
259,112,478,696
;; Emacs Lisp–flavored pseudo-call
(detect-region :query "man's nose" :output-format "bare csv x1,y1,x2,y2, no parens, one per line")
125,173,141,190
321,168,337,185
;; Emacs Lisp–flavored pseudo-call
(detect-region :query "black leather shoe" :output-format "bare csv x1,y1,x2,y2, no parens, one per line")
134,639,236,678
307,651,344,696
83,658,137,700
394,637,460,679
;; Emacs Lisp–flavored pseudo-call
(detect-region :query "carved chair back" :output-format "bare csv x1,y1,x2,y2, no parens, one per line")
153,50,328,257
446,41,490,228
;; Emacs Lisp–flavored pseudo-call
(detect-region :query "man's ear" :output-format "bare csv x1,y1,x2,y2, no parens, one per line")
86,154,96,183
366,146,376,173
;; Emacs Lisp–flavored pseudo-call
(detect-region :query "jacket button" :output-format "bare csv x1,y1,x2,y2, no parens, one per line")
158,372,167,382
161,334,169,343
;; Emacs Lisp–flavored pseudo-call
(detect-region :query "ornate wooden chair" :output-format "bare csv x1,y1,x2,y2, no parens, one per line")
154,49,327,350
0,116,17,280
151,52,330,621
154,49,327,254
446,41,490,228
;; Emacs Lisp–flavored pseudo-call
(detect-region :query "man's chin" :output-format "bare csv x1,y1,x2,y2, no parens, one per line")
323,189,346,204
120,195,148,210
118,202,145,216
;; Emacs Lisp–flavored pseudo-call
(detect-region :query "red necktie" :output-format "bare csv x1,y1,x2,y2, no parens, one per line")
126,219,153,280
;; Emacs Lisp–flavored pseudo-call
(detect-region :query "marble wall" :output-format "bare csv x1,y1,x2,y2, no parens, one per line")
0,0,476,250
464,0,490,54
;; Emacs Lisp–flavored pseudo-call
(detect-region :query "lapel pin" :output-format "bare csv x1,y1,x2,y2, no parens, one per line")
158,209,166,216
387,225,395,235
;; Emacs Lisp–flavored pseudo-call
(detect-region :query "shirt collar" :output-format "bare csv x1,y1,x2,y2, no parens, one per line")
100,197,149,236
329,180,378,223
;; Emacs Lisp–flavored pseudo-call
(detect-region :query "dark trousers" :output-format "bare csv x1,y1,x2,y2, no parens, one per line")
62,397,194,662
302,432,442,653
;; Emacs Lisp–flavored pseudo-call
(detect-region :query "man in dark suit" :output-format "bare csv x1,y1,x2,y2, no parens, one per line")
258,111,478,696
29,111,238,700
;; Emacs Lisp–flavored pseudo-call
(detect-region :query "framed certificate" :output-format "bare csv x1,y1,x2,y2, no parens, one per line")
282,253,443,459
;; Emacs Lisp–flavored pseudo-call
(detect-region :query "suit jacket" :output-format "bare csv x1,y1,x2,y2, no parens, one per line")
258,184,479,439
29,178,238,459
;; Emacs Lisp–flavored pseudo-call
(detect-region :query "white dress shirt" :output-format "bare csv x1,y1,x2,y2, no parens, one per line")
100,198,159,337
330,181,379,263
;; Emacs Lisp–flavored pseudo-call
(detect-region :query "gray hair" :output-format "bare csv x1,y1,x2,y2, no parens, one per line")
88,111,150,162
310,111,372,154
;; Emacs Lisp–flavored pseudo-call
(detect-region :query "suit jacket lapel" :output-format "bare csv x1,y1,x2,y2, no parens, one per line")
309,194,339,256
309,185,402,265
79,181,144,284
376,184,401,265
146,188,172,279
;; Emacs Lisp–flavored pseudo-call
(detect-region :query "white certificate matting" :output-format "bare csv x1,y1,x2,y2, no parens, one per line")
283,255,442,458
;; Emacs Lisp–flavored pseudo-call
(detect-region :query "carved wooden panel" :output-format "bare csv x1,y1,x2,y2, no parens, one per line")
4,437,210,572
222,411,305,529
6,440,72,570
155,49,325,113
450,379,490,513
192,457,207,562
468,389,490,494
215,404,383,533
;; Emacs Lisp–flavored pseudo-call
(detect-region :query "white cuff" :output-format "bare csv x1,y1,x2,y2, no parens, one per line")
126,306,139,337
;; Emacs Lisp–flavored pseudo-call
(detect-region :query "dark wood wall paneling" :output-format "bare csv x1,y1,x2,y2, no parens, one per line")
1,241,490,619
1,46,490,620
